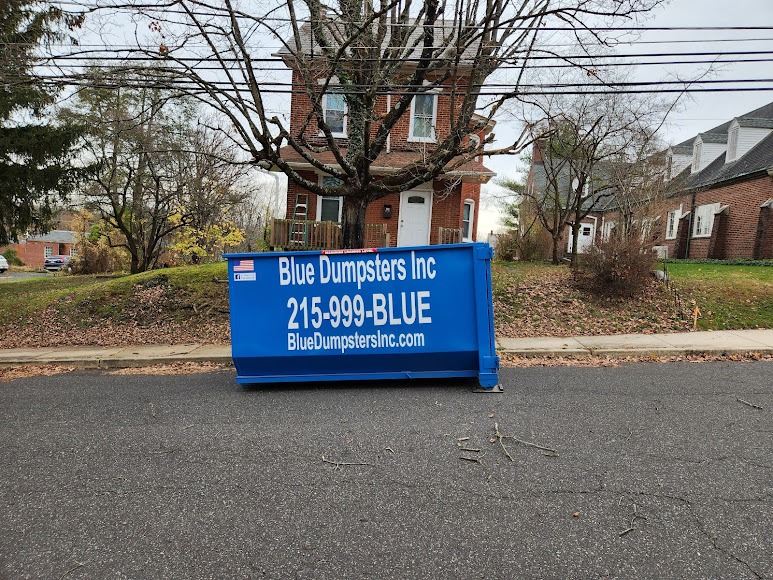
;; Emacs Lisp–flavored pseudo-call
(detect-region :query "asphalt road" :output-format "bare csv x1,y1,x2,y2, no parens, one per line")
1,362,771,579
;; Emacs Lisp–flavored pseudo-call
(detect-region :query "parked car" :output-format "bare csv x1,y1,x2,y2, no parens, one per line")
44,255,70,271
0,255,8,273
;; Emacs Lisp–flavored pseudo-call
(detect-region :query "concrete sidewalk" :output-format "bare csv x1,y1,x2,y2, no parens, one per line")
1,329,772,369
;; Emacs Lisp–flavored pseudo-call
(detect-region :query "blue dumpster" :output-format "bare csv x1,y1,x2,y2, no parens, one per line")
224,243,500,389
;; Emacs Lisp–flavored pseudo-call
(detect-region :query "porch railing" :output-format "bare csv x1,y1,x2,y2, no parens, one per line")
271,218,390,250
438,227,462,244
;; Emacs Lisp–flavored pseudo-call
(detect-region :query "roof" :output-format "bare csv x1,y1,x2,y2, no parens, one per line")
698,132,728,144
736,117,773,129
274,18,482,64
25,230,77,244
668,129,773,194
276,146,495,183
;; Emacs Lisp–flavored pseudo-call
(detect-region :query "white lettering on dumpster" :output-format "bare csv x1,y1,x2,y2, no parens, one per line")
287,330,426,353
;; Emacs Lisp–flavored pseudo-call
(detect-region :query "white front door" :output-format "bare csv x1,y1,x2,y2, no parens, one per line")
567,223,595,254
398,189,432,247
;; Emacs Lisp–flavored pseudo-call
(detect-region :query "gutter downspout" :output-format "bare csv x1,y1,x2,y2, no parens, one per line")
685,191,696,258
386,94,391,154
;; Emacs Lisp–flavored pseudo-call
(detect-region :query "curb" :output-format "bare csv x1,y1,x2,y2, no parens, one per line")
498,347,773,358
0,355,234,370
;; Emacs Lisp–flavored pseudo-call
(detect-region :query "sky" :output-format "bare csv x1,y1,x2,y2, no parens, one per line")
55,0,773,238
476,0,773,236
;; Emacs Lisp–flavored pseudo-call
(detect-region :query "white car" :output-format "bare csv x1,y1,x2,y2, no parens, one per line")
0,255,8,273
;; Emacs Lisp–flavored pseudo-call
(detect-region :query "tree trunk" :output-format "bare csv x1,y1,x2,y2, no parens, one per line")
570,223,581,268
341,195,369,249
130,253,140,274
551,233,561,265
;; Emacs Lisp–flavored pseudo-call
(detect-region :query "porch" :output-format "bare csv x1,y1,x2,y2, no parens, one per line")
270,218,463,250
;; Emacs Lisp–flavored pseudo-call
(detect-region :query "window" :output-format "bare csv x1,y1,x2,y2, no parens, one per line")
665,209,680,239
322,92,346,137
44,246,53,258
318,176,342,222
727,127,739,162
693,203,720,238
692,140,702,172
602,221,615,242
409,93,437,142
70,247,78,257
462,200,474,242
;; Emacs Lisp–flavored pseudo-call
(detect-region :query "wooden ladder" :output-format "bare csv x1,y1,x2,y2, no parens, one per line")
290,194,309,246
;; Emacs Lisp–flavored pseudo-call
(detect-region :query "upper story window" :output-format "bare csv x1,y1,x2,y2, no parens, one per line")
322,92,347,137
462,199,474,242
727,127,739,162
692,140,702,173
693,203,720,238
409,93,437,142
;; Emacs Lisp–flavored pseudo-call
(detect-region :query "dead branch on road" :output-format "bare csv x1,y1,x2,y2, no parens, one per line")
737,398,763,410
321,455,373,471
495,422,558,460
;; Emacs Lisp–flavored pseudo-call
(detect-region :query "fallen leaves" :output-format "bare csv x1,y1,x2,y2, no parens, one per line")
493,265,690,339
105,362,229,375
500,352,773,368
0,365,76,383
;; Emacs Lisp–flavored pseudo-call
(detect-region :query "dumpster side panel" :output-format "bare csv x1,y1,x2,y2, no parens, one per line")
225,244,497,387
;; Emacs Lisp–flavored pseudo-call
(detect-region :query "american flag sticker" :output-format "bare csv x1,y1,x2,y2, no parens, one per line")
233,259,254,272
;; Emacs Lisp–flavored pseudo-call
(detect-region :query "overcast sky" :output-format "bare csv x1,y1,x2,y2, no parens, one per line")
477,0,773,236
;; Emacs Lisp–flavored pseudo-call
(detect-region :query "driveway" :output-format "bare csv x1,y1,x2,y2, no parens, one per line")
1,362,771,579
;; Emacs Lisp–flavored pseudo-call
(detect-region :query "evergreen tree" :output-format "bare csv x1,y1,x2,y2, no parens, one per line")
0,0,82,244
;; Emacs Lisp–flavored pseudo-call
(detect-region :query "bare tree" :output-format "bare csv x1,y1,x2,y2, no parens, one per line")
62,70,253,272
63,0,665,248
521,76,679,264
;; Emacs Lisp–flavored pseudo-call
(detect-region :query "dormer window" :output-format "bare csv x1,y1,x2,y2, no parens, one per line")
322,92,347,137
692,140,702,172
727,126,739,162
409,93,437,142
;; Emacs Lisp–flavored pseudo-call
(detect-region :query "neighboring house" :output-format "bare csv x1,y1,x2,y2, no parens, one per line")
0,230,78,268
526,101,773,260
272,24,496,249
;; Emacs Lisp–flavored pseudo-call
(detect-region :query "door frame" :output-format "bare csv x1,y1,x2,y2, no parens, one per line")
397,187,433,247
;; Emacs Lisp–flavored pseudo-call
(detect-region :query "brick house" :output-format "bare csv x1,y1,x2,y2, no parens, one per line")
272,24,495,249
1,230,77,268
527,101,773,260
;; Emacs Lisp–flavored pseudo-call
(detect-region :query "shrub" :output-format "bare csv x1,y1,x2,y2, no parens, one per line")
2,247,24,266
574,237,655,297
493,226,553,262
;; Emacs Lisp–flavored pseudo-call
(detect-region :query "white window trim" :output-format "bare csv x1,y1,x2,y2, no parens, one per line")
692,140,703,173
44,246,53,258
692,202,720,238
407,92,438,143
727,126,739,162
316,175,343,222
665,206,682,240
462,199,475,242
318,77,347,138
602,221,615,243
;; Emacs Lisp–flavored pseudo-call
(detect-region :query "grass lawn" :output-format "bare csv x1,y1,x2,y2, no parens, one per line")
666,263,773,330
0,260,770,348
0,263,230,348
491,261,688,337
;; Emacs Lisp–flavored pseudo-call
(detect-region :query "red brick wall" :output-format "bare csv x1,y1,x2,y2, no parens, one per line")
289,71,475,152
754,203,773,259
655,175,773,259
0,241,73,269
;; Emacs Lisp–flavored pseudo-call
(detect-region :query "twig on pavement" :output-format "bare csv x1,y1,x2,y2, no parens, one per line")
737,398,763,410
321,455,373,471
